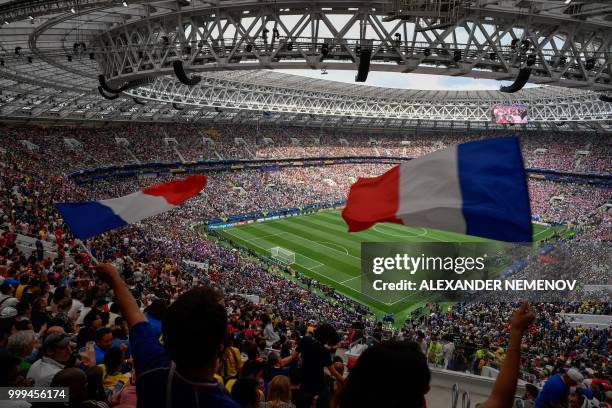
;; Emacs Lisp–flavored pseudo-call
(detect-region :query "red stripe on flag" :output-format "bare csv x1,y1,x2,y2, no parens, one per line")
341,166,403,232
142,175,207,205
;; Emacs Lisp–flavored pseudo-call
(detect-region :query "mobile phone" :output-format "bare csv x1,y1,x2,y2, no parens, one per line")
114,380,125,393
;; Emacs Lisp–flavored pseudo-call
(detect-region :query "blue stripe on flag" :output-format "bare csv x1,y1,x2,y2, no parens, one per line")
457,137,532,242
55,202,128,240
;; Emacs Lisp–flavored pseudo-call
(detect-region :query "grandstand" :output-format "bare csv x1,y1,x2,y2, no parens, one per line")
0,0,610,408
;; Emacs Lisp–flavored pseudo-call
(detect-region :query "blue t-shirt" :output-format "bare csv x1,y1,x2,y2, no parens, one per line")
144,313,163,338
111,339,131,358
94,344,106,365
129,321,239,408
535,373,569,408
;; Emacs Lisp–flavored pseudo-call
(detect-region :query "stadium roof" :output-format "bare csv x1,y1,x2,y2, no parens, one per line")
199,70,597,101
0,0,611,127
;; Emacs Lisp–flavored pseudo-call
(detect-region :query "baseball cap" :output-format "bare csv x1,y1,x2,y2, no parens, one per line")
43,333,71,349
0,306,17,318
567,368,584,384
0,297,18,310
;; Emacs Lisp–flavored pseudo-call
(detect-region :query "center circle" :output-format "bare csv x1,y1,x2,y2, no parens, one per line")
373,224,428,238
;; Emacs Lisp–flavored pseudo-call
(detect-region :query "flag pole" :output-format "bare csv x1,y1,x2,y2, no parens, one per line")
76,239,99,265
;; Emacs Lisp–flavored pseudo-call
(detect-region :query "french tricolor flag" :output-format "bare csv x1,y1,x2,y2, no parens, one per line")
56,175,207,240
342,137,532,242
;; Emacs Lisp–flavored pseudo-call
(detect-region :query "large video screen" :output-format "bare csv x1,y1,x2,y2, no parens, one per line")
492,104,529,124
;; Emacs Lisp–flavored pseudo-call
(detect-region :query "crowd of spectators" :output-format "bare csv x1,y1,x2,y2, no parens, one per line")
3,125,610,174
395,302,611,407
0,125,610,408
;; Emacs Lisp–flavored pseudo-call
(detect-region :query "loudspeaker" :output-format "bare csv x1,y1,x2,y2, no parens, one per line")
98,86,119,100
355,49,372,82
500,68,531,93
173,60,201,86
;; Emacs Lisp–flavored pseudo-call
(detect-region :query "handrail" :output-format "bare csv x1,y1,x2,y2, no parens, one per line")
462,391,471,408
451,384,460,408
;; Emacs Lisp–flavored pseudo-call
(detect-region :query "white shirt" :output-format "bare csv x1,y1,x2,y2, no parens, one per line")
443,342,455,359
263,323,280,347
27,357,65,387
75,306,92,326
68,299,84,320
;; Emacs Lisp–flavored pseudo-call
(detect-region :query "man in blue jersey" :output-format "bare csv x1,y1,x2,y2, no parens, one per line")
535,368,584,408
95,263,238,408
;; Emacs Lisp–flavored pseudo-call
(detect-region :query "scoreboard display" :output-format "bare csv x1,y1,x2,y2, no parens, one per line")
492,103,529,124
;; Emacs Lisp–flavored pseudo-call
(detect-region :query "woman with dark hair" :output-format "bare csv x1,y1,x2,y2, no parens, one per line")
50,286,68,313
31,295,51,333
77,309,103,350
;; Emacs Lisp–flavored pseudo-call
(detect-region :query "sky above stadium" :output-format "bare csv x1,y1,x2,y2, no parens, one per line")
275,70,539,91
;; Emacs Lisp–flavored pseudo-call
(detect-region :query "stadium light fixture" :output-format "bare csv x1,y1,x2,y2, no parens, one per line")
585,58,595,70
122,1,128,6
564,0,572,4
70,7,75,13
526,54,536,66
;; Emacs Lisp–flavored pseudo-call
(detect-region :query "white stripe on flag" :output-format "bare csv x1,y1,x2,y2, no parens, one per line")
396,145,467,234
100,191,175,224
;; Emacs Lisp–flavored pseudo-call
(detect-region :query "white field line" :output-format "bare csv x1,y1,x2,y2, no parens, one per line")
532,227,552,241
224,226,428,307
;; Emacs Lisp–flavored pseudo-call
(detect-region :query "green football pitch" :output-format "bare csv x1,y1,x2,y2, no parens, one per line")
214,209,563,322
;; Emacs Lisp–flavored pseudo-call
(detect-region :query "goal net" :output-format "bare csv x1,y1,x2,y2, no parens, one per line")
271,247,296,265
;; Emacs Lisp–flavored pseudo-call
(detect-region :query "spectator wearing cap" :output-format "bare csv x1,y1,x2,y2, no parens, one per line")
1,296,19,314
535,368,584,408
1,306,18,319
27,333,72,386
